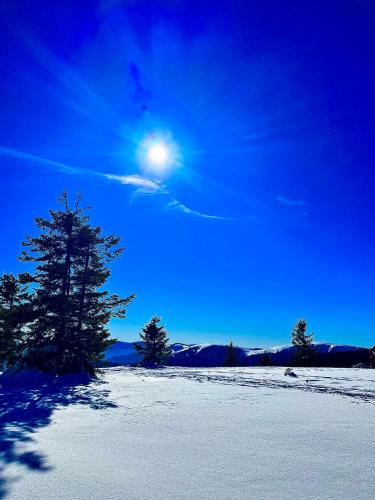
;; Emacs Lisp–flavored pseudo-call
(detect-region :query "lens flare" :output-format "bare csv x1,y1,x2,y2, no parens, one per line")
137,132,181,177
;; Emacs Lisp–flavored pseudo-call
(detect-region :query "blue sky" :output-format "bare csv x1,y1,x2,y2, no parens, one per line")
0,0,374,347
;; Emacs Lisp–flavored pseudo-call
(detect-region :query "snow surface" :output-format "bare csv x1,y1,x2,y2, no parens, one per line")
1,366,374,499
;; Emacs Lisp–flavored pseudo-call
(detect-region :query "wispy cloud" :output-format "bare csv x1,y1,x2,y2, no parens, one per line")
0,145,251,222
104,174,163,193
276,196,307,207
166,199,253,221
0,145,83,175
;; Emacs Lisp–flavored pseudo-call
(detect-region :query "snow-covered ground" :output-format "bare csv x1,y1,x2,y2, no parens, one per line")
1,366,374,499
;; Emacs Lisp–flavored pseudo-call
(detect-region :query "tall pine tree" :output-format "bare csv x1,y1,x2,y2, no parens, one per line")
291,318,316,367
135,316,172,366
19,192,135,375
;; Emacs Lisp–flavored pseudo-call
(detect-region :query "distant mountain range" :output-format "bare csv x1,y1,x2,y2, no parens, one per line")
104,341,370,368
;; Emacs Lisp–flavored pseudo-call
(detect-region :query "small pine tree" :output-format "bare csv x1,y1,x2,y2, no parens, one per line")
135,316,172,366
224,341,238,367
260,350,273,366
291,318,315,367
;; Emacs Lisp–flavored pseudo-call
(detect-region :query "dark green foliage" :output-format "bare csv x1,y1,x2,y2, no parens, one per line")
135,316,172,366
0,273,31,366
370,346,375,368
260,350,273,366
291,318,316,367
16,192,135,375
224,341,238,367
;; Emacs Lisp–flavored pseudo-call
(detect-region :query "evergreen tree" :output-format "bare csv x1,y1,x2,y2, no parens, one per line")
370,346,375,368
224,341,238,367
18,192,135,375
291,318,315,367
135,316,172,366
260,350,273,366
0,273,31,366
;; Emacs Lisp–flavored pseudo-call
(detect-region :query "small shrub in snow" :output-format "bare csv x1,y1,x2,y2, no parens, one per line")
284,367,298,377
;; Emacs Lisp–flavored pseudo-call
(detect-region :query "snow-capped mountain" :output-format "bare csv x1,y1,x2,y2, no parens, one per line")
104,341,369,367
103,341,187,366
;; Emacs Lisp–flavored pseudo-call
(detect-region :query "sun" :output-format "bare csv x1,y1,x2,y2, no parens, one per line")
137,132,181,177
147,143,169,165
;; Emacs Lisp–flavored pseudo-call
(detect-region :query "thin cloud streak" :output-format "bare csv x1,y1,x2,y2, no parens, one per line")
0,145,252,222
166,199,253,221
105,174,163,193
276,196,307,207
0,145,87,175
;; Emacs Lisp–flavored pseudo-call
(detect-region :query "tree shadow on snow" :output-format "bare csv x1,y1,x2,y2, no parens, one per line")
0,373,117,498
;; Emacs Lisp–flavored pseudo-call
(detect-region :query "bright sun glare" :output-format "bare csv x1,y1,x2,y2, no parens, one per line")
137,132,180,177
147,143,169,165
